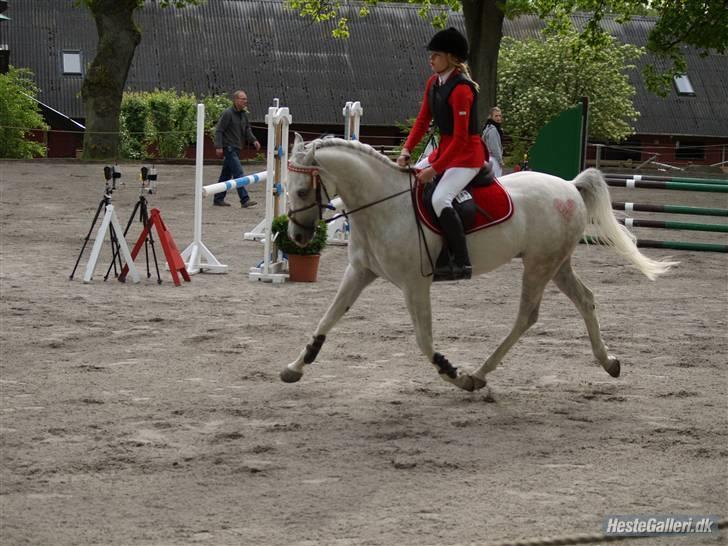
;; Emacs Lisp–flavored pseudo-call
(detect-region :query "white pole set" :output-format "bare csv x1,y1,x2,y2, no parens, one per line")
201,171,268,197
180,104,228,274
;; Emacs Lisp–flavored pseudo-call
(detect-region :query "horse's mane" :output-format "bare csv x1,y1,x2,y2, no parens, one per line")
300,138,407,172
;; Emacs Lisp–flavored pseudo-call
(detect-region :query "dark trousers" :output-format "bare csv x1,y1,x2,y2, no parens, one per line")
214,146,250,204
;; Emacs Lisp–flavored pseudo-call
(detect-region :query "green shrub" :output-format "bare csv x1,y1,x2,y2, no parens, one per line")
0,67,48,158
271,214,327,255
201,94,231,140
120,92,149,159
119,89,229,159
147,89,180,158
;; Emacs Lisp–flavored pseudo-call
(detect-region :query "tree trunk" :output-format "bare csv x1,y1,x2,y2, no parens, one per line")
81,0,141,159
462,0,505,126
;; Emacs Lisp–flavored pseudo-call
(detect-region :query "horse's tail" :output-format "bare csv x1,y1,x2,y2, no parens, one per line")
573,168,678,280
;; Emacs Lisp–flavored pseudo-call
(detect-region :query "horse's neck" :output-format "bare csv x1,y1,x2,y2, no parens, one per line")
318,147,409,209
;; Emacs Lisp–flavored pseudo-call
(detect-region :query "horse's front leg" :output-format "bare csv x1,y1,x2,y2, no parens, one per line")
402,286,486,393
281,264,377,383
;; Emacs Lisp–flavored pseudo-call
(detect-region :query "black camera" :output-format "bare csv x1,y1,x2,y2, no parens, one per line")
140,166,158,194
104,165,122,182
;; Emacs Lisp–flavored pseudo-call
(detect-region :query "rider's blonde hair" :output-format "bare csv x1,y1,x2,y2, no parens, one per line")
451,58,480,93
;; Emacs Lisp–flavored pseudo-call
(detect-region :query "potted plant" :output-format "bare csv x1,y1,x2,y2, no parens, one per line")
271,214,328,282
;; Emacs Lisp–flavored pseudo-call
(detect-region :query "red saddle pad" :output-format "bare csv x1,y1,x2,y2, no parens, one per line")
414,178,515,234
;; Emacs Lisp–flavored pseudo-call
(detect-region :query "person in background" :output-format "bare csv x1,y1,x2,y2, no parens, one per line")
213,90,261,208
482,106,504,177
397,27,485,281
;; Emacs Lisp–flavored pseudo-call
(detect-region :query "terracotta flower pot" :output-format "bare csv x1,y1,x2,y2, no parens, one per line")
287,254,321,282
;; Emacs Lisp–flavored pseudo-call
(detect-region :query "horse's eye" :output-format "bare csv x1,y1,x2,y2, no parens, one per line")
297,188,308,198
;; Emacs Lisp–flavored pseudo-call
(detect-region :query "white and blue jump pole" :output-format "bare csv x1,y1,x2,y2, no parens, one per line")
201,171,268,198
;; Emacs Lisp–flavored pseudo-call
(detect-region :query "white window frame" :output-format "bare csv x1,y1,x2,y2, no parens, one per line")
673,74,695,97
62,50,83,75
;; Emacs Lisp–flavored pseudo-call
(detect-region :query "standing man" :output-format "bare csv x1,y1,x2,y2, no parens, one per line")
214,90,261,207
482,106,504,177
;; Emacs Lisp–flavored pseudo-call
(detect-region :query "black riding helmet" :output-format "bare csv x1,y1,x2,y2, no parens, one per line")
426,27,469,61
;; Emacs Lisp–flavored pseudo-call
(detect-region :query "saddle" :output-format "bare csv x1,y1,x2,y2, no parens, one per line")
415,163,514,235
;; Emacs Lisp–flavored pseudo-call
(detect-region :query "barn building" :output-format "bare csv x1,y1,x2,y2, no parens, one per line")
3,0,727,166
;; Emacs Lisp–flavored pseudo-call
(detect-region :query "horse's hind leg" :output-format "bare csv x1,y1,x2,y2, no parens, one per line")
471,259,558,382
552,258,620,377
281,264,377,383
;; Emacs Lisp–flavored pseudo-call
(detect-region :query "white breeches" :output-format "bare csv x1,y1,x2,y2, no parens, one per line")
415,158,480,217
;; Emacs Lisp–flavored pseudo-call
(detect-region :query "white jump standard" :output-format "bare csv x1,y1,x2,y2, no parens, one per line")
247,99,291,283
180,103,228,274
326,100,364,246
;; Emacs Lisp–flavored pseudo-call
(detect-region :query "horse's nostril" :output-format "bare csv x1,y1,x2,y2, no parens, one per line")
294,233,303,243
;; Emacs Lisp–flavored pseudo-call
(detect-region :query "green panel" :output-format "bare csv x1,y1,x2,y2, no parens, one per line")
529,104,584,179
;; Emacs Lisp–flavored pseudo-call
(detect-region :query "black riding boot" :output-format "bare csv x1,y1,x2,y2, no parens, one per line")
433,207,472,282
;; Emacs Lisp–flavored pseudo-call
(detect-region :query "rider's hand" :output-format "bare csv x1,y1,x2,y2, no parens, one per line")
416,166,437,183
215,147,223,159
397,149,411,167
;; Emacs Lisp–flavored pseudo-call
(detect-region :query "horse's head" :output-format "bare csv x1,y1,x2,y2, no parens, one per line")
286,133,326,247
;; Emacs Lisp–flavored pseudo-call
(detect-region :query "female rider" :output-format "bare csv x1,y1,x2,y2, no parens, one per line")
397,27,486,281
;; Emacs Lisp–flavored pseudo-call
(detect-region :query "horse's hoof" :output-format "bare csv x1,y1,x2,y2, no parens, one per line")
463,375,487,392
280,367,303,383
605,356,621,378
448,373,487,392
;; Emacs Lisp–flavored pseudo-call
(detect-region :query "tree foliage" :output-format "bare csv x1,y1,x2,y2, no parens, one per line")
529,0,728,94
0,67,48,158
289,0,728,96
498,25,642,155
286,0,459,38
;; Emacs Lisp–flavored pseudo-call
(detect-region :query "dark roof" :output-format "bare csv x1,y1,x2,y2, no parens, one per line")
5,0,728,137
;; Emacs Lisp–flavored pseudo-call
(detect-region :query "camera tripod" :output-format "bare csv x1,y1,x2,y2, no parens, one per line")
69,168,140,283
104,182,162,284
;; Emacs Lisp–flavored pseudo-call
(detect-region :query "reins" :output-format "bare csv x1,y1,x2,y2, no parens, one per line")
407,171,436,278
324,187,412,224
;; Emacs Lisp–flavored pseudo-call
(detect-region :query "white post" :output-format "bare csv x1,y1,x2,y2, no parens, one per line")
342,101,363,141
329,101,363,245
248,100,291,283
180,103,228,274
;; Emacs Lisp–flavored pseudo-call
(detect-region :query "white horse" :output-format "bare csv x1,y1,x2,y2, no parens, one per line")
281,135,677,392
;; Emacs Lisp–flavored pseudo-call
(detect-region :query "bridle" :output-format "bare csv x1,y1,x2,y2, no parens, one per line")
286,162,331,234
287,160,416,229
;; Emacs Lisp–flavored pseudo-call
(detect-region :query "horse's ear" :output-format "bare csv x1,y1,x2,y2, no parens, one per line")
293,132,304,152
303,142,316,165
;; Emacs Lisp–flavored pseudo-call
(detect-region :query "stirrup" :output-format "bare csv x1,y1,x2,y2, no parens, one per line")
433,263,472,282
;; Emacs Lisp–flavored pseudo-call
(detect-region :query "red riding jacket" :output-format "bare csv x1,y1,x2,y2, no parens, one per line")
404,71,487,173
